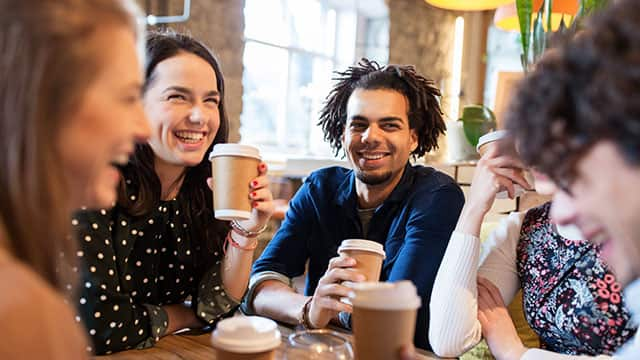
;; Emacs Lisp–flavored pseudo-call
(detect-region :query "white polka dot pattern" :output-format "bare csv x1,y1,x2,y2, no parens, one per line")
72,178,238,355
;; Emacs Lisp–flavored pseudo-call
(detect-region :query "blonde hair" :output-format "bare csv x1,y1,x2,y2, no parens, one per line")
0,0,144,290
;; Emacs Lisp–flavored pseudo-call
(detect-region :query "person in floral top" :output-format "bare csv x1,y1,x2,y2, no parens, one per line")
505,1,640,358
430,139,636,359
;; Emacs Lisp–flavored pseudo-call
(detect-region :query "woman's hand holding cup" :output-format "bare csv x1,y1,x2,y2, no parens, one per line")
467,145,531,215
236,161,274,233
206,161,274,241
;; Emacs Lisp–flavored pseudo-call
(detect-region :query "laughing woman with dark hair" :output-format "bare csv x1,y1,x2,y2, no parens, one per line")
74,31,274,355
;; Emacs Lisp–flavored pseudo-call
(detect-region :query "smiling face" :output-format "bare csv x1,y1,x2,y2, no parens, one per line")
58,25,149,209
143,52,220,167
343,88,417,189
558,141,640,287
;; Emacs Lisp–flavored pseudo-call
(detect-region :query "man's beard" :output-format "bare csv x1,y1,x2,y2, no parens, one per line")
355,169,393,186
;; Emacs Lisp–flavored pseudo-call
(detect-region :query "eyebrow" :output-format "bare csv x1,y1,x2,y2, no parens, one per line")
162,86,220,98
350,115,404,123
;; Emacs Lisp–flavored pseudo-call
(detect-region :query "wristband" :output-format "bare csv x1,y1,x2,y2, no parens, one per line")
230,220,267,238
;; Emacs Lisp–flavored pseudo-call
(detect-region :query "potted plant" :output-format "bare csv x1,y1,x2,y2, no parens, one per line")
446,104,497,162
516,0,609,71
459,104,497,149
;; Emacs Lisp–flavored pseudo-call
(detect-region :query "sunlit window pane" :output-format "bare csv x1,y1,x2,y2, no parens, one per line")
241,0,389,156
324,9,337,57
335,10,357,66
244,0,289,47
240,41,288,146
285,53,334,152
288,0,322,52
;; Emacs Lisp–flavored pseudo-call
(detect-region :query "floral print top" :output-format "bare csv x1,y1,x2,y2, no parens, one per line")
73,177,238,355
517,203,637,355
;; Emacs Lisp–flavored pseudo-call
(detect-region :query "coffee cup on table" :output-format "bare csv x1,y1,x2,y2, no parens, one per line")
349,281,421,360
476,130,531,199
209,144,261,221
211,316,281,360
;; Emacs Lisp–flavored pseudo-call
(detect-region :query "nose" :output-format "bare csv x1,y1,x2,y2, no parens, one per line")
361,124,381,144
550,189,579,226
132,106,151,143
189,106,205,125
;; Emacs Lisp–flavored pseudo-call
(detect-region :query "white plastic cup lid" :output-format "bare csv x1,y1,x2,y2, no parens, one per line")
211,316,281,353
348,280,421,310
476,130,510,152
209,143,261,161
337,239,386,258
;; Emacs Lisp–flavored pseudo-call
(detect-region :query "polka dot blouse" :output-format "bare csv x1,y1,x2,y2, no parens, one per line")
73,178,238,355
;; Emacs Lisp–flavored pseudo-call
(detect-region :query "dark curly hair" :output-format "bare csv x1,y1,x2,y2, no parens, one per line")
318,58,445,158
506,0,640,187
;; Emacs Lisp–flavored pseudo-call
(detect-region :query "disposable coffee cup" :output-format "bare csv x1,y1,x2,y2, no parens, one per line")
349,281,421,360
211,316,281,360
476,130,512,157
337,239,386,282
476,130,530,199
209,144,261,220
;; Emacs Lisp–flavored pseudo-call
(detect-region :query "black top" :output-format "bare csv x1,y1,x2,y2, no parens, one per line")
73,177,237,355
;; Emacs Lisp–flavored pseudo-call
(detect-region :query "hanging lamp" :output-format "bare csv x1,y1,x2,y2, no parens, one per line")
425,0,514,11
494,0,579,31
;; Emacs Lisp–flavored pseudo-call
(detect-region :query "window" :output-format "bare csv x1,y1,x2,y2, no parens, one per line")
241,0,388,158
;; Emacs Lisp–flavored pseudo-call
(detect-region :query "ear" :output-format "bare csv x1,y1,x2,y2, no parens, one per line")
409,129,418,153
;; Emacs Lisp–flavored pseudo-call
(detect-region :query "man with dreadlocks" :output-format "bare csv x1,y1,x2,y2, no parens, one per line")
242,59,464,351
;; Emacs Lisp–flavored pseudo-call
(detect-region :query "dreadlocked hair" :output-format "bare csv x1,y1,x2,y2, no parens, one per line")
318,58,445,158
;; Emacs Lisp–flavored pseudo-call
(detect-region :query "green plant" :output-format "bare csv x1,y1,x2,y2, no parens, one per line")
458,105,497,148
516,0,609,71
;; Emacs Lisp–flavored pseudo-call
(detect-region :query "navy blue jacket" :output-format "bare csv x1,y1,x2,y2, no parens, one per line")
251,163,464,350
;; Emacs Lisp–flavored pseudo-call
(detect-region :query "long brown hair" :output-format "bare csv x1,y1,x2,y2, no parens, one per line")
118,31,230,273
0,0,143,290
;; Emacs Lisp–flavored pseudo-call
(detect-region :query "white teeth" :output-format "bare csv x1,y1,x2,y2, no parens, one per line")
174,131,205,141
362,153,385,160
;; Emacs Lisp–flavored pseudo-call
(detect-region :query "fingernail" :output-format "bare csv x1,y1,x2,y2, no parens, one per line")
251,192,257,198
252,180,258,187
252,202,258,208
260,163,266,170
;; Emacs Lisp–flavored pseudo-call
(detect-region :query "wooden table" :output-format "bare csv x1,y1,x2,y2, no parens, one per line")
95,322,447,359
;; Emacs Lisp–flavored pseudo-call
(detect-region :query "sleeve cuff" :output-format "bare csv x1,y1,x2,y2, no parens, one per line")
196,265,241,325
240,271,293,315
140,304,169,345
451,230,480,242
338,311,351,329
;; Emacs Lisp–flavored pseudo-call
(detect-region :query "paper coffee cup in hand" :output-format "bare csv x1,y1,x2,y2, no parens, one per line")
209,144,261,221
477,130,531,198
337,239,385,306
337,239,385,282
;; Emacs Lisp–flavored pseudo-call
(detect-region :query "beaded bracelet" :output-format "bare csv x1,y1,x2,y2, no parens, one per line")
230,220,268,238
298,296,316,330
223,231,258,254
